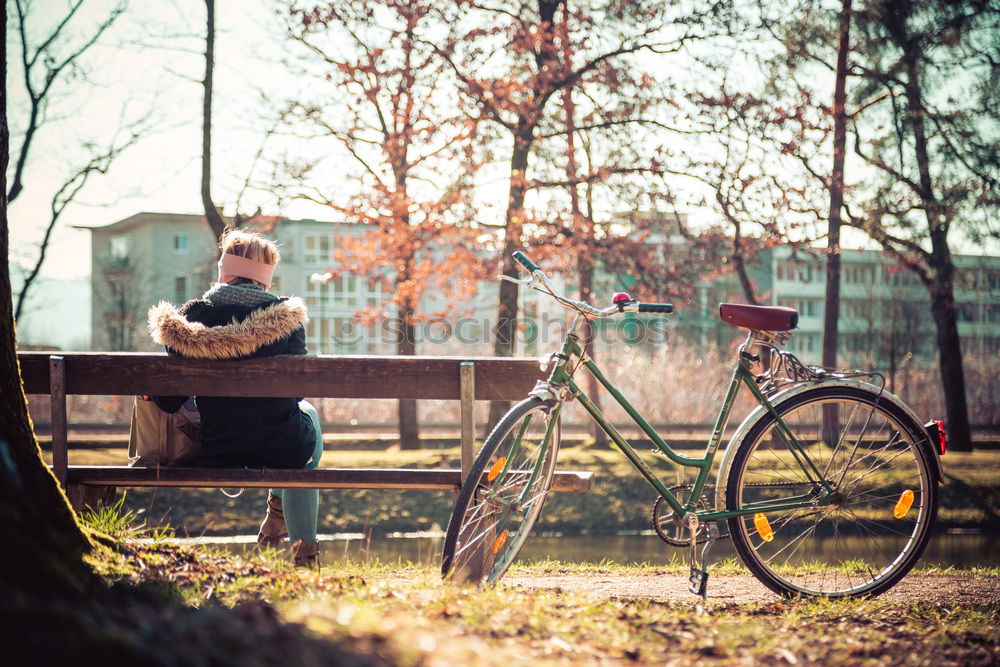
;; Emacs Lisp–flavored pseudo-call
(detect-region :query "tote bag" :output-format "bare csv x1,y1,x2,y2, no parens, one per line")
127,397,202,467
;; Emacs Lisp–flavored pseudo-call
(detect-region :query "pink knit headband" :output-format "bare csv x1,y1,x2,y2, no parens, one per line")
217,252,274,289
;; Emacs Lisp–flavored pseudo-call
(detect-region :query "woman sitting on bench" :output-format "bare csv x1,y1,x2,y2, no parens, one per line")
147,229,323,567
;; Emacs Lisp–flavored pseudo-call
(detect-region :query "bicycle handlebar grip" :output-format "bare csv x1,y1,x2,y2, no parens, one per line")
512,251,540,273
638,302,674,314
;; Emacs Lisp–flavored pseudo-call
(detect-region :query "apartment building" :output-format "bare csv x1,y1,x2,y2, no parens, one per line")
79,212,391,353
613,243,1000,367
751,246,999,365
80,212,1000,365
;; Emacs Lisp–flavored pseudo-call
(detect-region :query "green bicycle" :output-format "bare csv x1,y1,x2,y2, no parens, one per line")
441,251,945,599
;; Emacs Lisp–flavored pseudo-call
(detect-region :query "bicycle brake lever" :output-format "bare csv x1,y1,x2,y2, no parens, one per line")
497,274,535,287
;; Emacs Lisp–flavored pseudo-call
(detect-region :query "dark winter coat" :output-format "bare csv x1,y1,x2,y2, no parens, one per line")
147,283,316,468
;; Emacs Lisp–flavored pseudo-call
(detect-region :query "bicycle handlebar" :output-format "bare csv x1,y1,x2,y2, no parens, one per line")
512,251,540,273
638,303,674,314
504,251,673,319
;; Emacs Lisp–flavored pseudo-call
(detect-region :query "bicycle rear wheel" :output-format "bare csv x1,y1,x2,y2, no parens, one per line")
726,386,938,598
441,398,560,586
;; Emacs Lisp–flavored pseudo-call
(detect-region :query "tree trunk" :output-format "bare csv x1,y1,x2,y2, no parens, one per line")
577,255,607,445
561,69,604,445
396,303,420,449
0,9,97,600
901,48,972,451
820,0,851,446
822,0,851,372
928,260,972,450
731,234,759,306
201,0,226,241
489,121,534,426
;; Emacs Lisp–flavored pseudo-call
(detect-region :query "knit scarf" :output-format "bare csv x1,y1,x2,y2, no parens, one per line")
202,283,280,309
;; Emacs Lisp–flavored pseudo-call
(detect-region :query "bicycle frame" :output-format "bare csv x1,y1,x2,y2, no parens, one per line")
535,315,838,523
451,253,939,598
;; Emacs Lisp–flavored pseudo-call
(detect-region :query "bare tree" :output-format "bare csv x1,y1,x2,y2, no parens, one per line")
438,1,733,361
96,255,147,351
201,0,226,241
282,1,487,448
14,127,143,321
8,0,149,323
8,0,125,203
839,0,999,450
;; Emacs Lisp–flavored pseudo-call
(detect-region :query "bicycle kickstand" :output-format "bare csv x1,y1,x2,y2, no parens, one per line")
687,516,721,601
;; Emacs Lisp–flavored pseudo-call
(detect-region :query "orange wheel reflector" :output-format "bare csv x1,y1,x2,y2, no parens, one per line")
753,513,774,542
487,458,507,482
893,490,915,519
491,530,509,555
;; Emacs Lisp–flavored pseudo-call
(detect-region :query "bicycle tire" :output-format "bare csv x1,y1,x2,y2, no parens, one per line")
726,385,938,598
441,398,560,586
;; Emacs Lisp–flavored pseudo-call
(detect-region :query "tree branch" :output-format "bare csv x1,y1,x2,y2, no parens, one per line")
15,128,142,320
7,0,125,202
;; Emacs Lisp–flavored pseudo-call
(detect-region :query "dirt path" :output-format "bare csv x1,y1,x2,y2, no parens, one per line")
507,572,1000,605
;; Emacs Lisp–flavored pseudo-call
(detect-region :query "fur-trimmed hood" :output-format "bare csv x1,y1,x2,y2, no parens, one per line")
148,297,309,360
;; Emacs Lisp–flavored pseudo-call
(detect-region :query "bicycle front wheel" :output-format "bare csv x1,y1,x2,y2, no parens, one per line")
726,385,938,598
441,398,560,586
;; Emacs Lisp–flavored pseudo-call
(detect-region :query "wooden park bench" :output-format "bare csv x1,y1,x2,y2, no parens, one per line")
18,352,594,510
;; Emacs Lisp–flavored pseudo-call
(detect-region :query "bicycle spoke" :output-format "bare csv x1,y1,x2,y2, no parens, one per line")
728,387,936,598
442,399,560,585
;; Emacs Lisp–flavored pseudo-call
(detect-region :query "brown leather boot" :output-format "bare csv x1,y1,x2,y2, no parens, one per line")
256,493,287,548
290,540,319,569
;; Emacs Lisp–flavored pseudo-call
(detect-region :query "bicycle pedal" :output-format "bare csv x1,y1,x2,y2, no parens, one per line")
688,566,709,597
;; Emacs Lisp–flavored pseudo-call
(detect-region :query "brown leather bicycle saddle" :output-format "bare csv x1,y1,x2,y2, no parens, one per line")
719,303,798,331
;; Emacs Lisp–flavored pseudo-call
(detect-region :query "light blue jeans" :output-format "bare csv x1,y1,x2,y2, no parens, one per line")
269,400,322,543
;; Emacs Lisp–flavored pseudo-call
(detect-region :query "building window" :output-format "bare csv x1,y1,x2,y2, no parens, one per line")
956,304,978,322
109,235,130,262
780,299,818,318
304,234,333,265
174,235,188,253
955,269,979,290
174,276,186,304
328,275,360,307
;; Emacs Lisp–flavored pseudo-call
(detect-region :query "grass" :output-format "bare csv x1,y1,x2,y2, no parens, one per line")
79,490,177,542
78,492,147,540
94,539,998,666
64,497,999,665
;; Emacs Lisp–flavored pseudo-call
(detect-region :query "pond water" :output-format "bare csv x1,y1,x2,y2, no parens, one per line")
179,530,997,570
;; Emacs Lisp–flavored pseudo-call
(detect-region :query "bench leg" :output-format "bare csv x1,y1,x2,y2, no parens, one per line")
67,483,115,513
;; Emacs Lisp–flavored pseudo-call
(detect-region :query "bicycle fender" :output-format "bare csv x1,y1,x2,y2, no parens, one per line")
714,379,944,513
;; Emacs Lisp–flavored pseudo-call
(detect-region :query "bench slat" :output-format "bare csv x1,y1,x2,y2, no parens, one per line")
63,466,594,493
19,352,541,400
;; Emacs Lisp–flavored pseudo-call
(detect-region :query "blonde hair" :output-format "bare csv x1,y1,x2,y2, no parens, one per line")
219,229,280,266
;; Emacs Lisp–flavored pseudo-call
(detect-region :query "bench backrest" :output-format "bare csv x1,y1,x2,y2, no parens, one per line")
18,352,541,400
19,351,544,489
